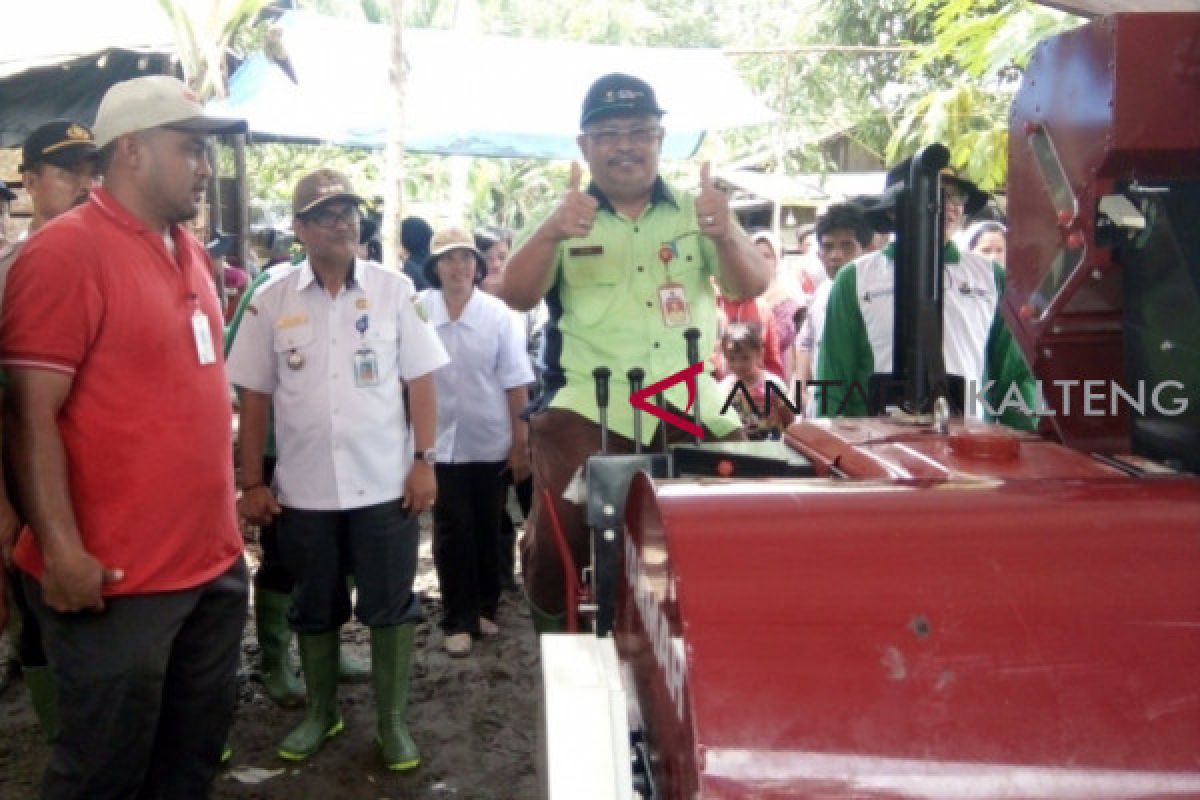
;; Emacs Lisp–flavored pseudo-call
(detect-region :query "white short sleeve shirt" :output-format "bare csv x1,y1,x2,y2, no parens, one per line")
226,258,449,510
419,289,534,464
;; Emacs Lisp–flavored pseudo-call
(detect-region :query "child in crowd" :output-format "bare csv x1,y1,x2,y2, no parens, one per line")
718,323,795,440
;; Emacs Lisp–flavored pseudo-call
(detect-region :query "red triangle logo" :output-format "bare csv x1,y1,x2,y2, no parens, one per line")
629,362,705,438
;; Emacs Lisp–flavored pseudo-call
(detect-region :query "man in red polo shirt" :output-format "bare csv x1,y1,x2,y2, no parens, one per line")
0,76,247,799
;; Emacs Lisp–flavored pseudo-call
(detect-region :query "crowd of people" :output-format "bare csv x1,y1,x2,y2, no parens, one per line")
0,68,1028,799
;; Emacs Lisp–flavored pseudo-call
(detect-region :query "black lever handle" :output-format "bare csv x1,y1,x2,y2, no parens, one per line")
682,328,703,443
626,367,645,395
627,368,645,454
593,366,611,410
683,327,701,367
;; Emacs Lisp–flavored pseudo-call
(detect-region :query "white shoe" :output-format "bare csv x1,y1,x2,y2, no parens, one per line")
444,632,472,657
479,617,499,637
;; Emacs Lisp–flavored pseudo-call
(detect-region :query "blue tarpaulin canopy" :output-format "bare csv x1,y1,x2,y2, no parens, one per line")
210,11,775,160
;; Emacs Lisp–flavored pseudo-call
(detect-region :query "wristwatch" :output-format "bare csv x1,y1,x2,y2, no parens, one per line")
415,447,437,466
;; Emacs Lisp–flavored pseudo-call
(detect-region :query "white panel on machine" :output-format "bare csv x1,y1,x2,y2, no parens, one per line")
541,634,635,800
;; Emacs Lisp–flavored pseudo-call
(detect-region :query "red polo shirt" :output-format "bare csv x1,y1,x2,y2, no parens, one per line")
0,189,243,595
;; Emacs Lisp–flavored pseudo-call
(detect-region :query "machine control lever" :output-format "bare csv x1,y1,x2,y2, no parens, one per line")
627,367,645,453
683,327,703,443
593,366,611,454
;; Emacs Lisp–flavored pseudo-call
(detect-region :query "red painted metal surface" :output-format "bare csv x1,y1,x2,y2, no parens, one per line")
607,16,1200,798
1005,13,1200,454
784,417,1121,482
618,462,1200,799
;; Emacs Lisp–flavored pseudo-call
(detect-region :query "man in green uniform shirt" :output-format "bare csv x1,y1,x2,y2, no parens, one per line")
501,73,771,629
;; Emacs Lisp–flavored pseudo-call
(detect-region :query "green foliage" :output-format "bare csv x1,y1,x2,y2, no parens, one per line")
467,159,563,231
886,82,1009,190
887,0,1082,189
158,0,274,100
228,143,448,209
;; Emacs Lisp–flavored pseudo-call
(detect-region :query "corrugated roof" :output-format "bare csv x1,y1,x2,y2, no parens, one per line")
0,0,172,79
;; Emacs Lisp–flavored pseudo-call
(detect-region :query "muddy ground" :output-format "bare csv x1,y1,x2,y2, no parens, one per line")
0,512,542,800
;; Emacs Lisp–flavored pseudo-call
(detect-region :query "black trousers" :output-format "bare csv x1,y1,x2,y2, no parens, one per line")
24,558,248,800
8,564,47,665
278,500,420,634
433,462,506,635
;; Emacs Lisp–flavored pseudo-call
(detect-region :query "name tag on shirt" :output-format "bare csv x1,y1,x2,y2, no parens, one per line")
568,245,605,257
192,310,216,365
353,348,380,387
658,282,691,327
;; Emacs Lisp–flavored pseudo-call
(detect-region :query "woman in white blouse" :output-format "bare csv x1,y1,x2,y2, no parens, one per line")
418,227,534,657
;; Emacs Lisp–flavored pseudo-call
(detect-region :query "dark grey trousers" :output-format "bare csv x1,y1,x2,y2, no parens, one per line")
23,557,248,800
278,500,420,633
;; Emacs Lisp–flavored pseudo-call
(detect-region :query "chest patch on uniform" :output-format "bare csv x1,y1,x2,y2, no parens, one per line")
275,313,310,329
568,245,604,257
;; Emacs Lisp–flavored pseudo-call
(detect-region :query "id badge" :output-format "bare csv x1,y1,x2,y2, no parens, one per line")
191,310,216,365
353,348,380,387
658,282,691,327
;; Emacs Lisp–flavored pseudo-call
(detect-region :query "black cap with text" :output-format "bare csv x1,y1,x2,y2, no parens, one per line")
580,73,665,128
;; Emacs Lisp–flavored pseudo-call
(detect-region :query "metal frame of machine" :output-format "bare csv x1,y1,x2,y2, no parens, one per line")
542,11,1200,799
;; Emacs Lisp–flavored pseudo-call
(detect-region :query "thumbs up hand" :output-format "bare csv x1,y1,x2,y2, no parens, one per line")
695,161,732,242
547,162,600,242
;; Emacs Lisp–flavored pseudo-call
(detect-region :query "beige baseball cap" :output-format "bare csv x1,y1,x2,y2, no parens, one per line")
93,75,247,148
292,169,364,215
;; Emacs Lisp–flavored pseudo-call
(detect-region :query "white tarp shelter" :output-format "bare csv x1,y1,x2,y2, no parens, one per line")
210,10,775,159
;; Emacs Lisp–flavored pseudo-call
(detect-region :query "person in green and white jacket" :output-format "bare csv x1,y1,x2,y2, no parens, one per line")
815,163,1036,431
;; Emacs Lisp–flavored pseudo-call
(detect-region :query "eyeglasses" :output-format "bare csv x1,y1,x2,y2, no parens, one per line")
303,207,360,229
584,125,663,147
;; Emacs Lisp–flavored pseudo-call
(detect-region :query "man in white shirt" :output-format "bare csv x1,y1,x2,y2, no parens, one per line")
227,169,448,771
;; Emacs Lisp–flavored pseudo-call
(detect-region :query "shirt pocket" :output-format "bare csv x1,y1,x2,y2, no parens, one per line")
364,318,399,379
561,254,623,327
668,236,707,282
273,323,314,360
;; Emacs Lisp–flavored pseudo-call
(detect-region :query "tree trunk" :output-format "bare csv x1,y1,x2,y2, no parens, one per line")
383,0,407,271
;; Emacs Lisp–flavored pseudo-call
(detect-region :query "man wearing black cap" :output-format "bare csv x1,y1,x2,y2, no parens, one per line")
500,72,770,630
0,121,99,294
0,118,98,746
815,158,1034,429
0,76,249,798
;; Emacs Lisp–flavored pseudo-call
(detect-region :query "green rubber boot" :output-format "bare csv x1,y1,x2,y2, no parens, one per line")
527,597,566,634
278,632,344,761
254,590,306,708
24,665,60,743
370,624,420,771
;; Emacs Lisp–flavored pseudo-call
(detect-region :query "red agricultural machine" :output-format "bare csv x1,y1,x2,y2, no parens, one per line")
541,7,1200,799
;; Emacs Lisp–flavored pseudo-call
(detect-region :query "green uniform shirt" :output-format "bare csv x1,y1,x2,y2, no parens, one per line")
815,243,1037,431
520,178,741,444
